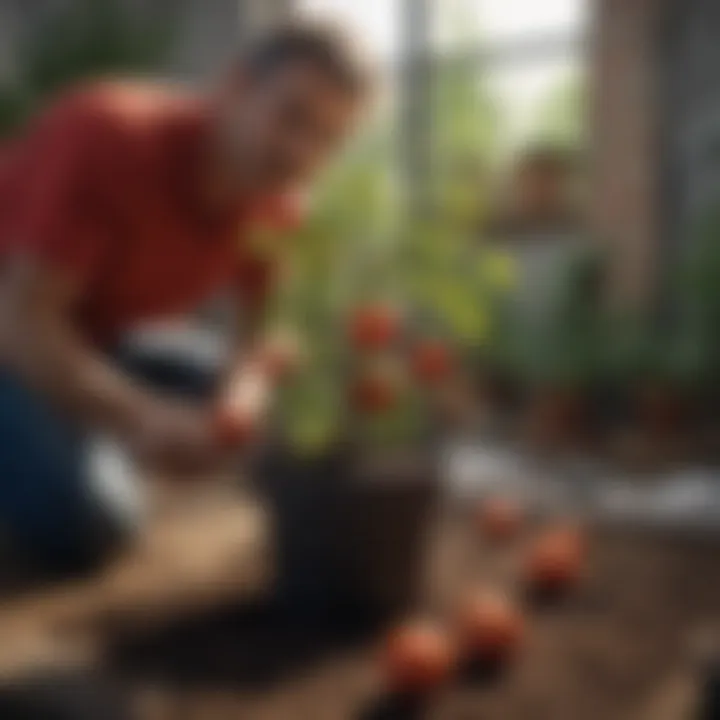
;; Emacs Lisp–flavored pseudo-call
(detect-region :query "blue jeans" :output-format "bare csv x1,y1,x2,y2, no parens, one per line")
0,330,223,575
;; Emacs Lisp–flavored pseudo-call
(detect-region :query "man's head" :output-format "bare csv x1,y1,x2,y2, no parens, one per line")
215,20,374,195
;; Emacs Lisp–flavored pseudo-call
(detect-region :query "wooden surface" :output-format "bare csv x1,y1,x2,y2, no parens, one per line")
0,487,271,680
109,519,720,720
1,500,719,718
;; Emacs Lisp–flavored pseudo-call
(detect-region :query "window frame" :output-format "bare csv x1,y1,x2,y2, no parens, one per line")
397,0,585,215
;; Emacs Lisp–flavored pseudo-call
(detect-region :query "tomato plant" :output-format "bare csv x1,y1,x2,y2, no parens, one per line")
382,620,457,694
257,120,515,456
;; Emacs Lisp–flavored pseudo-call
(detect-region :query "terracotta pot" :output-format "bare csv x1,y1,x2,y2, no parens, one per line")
634,382,687,439
256,445,441,628
475,367,523,438
522,387,589,453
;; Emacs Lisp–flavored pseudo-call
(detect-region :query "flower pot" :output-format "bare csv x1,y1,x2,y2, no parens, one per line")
521,386,590,454
474,365,523,439
476,366,518,414
255,444,441,629
634,382,687,440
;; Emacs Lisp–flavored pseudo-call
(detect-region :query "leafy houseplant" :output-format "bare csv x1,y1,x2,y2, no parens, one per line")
506,245,606,454
615,208,720,462
674,209,720,417
603,208,720,465
683,213,720,459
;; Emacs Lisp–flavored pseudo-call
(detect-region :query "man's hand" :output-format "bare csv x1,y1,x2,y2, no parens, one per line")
213,362,273,450
0,258,229,478
133,360,277,476
131,399,219,476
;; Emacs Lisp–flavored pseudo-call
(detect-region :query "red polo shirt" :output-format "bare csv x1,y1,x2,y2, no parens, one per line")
0,82,303,346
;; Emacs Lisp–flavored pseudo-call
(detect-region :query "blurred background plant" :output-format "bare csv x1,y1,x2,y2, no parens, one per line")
0,0,176,138
675,208,720,394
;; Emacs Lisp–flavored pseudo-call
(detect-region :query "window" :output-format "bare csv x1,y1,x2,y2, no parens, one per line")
301,0,401,61
300,0,588,219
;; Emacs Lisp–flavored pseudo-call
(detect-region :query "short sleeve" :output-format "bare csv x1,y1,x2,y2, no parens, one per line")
8,91,116,286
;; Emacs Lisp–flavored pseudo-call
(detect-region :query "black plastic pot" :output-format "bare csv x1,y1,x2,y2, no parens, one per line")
699,657,720,720
0,670,131,720
255,444,441,629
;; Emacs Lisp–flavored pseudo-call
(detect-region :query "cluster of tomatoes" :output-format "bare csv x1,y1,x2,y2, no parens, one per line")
213,302,457,448
381,498,588,699
348,303,456,416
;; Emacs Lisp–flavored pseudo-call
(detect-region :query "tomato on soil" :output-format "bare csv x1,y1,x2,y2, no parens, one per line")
454,590,525,664
524,525,586,594
477,497,524,543
382,620,456,695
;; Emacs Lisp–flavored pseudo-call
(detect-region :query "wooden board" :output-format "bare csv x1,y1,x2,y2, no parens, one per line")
109,520,720,720
0,489,271,679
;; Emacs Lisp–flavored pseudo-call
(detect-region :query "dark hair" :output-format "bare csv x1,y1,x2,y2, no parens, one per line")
241,19,374,97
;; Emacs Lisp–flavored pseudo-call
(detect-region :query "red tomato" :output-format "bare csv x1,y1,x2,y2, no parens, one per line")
637,383,685,436
350,370,399,415
214,369,271,449
212,407,257,449
544,523,588,556
477,497,524,543
411,341,454,384
454,590,524,663
349,304,401,351
382,620,456,694
524,526,586,593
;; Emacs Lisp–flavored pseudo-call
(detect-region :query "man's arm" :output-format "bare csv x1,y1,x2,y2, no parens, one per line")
0,257,219,474
213,243,297,444
0,256,162,440
220,190,305,388
0,91,218,470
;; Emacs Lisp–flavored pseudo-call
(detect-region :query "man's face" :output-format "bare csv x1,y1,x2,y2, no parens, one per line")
220,60,365,194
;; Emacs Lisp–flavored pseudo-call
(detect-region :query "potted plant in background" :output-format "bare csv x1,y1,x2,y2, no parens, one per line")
513,246,605,456
605,310,711,470
673,209,720,461
602,209,720,470
472,259,529,438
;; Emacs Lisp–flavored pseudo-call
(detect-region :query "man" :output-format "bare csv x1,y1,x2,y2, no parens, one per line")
0,22,372,572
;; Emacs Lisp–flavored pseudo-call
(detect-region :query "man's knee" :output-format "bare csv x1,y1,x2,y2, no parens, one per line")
0,373,130,575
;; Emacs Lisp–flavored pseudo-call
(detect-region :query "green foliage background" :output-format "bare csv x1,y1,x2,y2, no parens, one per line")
0,0,176,138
